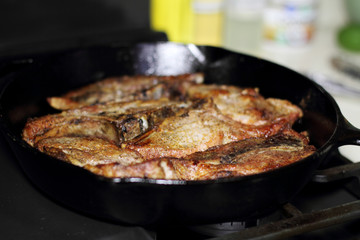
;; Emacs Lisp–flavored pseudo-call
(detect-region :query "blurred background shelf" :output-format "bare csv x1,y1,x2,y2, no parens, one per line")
151,0,360,163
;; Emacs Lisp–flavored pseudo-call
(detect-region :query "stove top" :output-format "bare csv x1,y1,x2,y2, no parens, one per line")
0,37,359,239
155,150,360,240
1,129,359,240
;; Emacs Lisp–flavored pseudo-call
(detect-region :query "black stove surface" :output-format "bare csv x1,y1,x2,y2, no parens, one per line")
0,134,156,240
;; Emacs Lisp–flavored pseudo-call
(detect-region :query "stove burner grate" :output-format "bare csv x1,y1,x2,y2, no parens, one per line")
156,155,360,240
207,201,360,240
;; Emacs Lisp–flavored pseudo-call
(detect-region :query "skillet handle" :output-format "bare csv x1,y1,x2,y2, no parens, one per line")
333,115,360,147
314,115,360,197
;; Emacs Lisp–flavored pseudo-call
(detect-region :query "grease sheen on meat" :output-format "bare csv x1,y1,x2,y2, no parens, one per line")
86,129,315,180
22,73,315,180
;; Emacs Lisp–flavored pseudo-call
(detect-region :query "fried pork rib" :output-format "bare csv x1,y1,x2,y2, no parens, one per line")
123,98,291,159
22,73,315,180
47,73,204,110
35,137,144,167
85,130,315,180
187,84,303,126
23,98,189,146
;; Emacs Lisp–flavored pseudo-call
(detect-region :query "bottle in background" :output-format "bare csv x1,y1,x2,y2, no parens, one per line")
223,0,266,55
152,0,224,46
150,0,194,43
192,0,224,46
263,0,318,49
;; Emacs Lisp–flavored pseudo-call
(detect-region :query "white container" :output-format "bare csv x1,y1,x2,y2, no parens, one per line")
263,0,318,48
223,0,266,54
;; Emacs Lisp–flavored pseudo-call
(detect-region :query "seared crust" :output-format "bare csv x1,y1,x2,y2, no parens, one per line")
22,73,315,180
47,73,204,110
187,84,303,125
176,129,315,180
123,98,289,159
35,136,144,167
84,130,315,180
23,98,189,146
85,158,177,179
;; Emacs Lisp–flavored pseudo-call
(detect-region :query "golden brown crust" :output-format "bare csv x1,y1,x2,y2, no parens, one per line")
22,73,315,180
187,84,303,125
84,130,315,180
84,158,177,179
22,98,188,147
35,136,144,167
47,73,204,110
122,98,290,159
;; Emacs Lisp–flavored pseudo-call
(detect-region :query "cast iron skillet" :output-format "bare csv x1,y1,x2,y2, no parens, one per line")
0,42,359,227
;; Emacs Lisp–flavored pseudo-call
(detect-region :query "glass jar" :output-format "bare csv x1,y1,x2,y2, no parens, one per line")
263,0,318,48
223,0,266,54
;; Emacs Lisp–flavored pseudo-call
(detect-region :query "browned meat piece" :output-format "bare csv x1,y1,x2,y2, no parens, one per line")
65,98,176,117
85,130,315,180
47,73,204,110
123,98,290,159
22,72,313,180
22,99,188,146
175,129,315,180
187,84,303,125
24,115,120,146
85,158,177,179
35,136,144,167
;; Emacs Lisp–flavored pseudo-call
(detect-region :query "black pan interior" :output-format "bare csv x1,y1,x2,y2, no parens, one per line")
0,42,340,226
